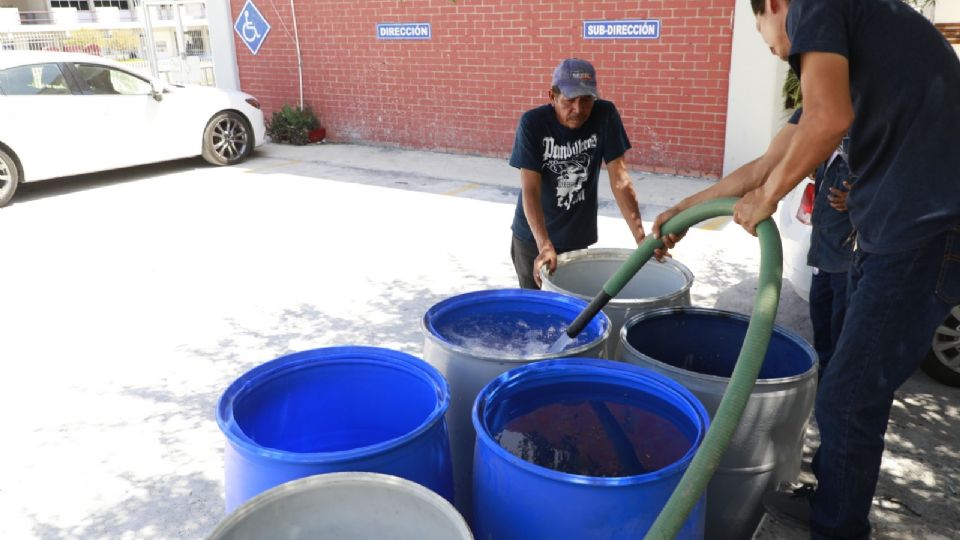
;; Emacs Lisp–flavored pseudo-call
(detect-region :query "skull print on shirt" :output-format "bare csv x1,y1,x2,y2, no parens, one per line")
542,135,598,210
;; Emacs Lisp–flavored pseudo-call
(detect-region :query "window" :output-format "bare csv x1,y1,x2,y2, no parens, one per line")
73,64,152,95
93,1,131,8
50,1,91,10
0,64,71,96
185,30,206,56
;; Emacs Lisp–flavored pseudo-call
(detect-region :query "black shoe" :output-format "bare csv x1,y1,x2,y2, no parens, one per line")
762,482,815,530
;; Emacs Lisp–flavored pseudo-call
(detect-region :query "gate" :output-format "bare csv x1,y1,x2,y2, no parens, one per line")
0,0,215,86
139,0,215,85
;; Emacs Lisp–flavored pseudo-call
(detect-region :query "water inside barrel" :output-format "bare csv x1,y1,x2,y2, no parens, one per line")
493,394,691,477
436,312,591,356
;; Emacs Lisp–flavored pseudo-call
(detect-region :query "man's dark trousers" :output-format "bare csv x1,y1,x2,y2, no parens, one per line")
811,225,960,539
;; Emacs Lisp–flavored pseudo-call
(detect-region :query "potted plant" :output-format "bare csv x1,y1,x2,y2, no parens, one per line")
266,105,325,145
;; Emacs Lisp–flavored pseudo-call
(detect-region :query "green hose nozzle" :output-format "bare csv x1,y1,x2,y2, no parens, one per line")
565,197,783,540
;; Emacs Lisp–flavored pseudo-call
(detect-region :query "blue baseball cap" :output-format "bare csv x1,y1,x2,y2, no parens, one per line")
552,58,598,98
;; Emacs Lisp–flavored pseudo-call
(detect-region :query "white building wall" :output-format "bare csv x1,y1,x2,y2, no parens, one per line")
935,0,960,22
721,0,791,176
23,0,49,12
205,0,239,90
933,1,960,64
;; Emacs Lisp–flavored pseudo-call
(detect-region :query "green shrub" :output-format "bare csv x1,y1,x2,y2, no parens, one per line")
266,105,320,145
783,68,801,111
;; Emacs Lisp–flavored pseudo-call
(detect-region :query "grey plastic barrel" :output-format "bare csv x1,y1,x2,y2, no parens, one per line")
207,472,473,540
617,307,817,540
421,289,611,523
540,248,694,358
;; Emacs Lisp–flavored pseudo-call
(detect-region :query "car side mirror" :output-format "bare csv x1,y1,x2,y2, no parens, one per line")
150,83,163,102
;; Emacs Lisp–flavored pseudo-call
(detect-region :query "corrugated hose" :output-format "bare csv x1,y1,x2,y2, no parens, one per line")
563,197,783,540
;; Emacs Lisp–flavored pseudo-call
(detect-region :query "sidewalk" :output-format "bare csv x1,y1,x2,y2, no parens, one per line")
258,141,718,223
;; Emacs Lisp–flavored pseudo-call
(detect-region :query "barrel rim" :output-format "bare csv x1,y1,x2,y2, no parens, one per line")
421,288,611,362
471,358,711,486
209,472,473,539
216,346,451,463
619,306,818,385
539,248,695,307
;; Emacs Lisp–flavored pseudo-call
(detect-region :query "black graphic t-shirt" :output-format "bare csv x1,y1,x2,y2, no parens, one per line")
509,99,631,250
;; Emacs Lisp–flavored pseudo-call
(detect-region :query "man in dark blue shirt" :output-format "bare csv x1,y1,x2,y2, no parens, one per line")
509,58,645,288
652,1,960,537
807,137,854,378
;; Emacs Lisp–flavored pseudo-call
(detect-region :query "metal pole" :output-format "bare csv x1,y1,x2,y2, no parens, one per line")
289,0,303,109
137,0,159,77
173,0,188,82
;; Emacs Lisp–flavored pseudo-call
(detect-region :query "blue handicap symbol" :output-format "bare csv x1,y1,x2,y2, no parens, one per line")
234,0,271,55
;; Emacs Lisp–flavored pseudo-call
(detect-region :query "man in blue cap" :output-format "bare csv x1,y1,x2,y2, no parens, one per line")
509,58,646,288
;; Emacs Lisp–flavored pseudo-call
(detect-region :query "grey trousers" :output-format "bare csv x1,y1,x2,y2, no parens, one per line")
510,235,580,289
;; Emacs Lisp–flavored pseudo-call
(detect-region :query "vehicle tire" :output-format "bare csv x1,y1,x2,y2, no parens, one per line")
201,111,254,166
0,147,19,208
920,304,960,387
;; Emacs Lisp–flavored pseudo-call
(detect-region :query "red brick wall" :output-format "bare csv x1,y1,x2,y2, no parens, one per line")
231,0,734,178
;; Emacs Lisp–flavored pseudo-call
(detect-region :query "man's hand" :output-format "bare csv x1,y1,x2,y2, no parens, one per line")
733,188,778,236
828,180,851,212
533,243,558,287
651,206,685,261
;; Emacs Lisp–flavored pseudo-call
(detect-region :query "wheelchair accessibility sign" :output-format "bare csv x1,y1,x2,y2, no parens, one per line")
234,0,270,55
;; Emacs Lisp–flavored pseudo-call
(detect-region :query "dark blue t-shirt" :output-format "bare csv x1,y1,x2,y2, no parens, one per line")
787,0,960,253
791,108,855,272
509,99,631,250
808,142,855,274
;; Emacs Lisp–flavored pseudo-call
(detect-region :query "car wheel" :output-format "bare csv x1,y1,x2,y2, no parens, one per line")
0,147,19,208
202,111,253,166
921,304,960,387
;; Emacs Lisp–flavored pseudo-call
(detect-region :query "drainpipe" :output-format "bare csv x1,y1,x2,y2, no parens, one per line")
289,0,302,109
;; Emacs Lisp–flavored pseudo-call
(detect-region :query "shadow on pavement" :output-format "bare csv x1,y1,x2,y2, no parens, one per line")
714,275,814,344
776,374,960,539
30,470,222,540
11,158,204,206
31,277,502,538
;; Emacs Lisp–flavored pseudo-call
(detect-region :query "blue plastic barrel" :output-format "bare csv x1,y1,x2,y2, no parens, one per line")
216,346,454,512
472,358,709,539
421,288,610,521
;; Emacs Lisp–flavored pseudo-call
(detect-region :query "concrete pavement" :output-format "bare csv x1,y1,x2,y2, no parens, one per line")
1,142,955,539
256,142,721,223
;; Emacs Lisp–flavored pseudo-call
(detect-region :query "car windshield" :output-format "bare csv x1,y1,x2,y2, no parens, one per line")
73,63,152,95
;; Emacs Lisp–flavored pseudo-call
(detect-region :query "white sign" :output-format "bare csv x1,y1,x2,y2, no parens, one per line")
377,23,432,40
583,19,661,40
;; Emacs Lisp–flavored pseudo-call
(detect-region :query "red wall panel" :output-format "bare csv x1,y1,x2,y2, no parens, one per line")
231,0,734,178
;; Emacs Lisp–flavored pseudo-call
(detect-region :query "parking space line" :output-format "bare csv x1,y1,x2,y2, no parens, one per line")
442,182,482,196
698,216,732,231
241,159,302,173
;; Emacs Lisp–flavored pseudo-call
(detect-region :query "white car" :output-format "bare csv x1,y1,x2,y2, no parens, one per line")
775,176,816,302
776,177,960,387
0,51,266,207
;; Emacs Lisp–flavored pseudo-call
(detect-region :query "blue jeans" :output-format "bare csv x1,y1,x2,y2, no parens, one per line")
811,225,960,539
809,270,849,375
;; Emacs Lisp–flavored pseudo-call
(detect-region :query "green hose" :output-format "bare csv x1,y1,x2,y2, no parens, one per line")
564,197,783,540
